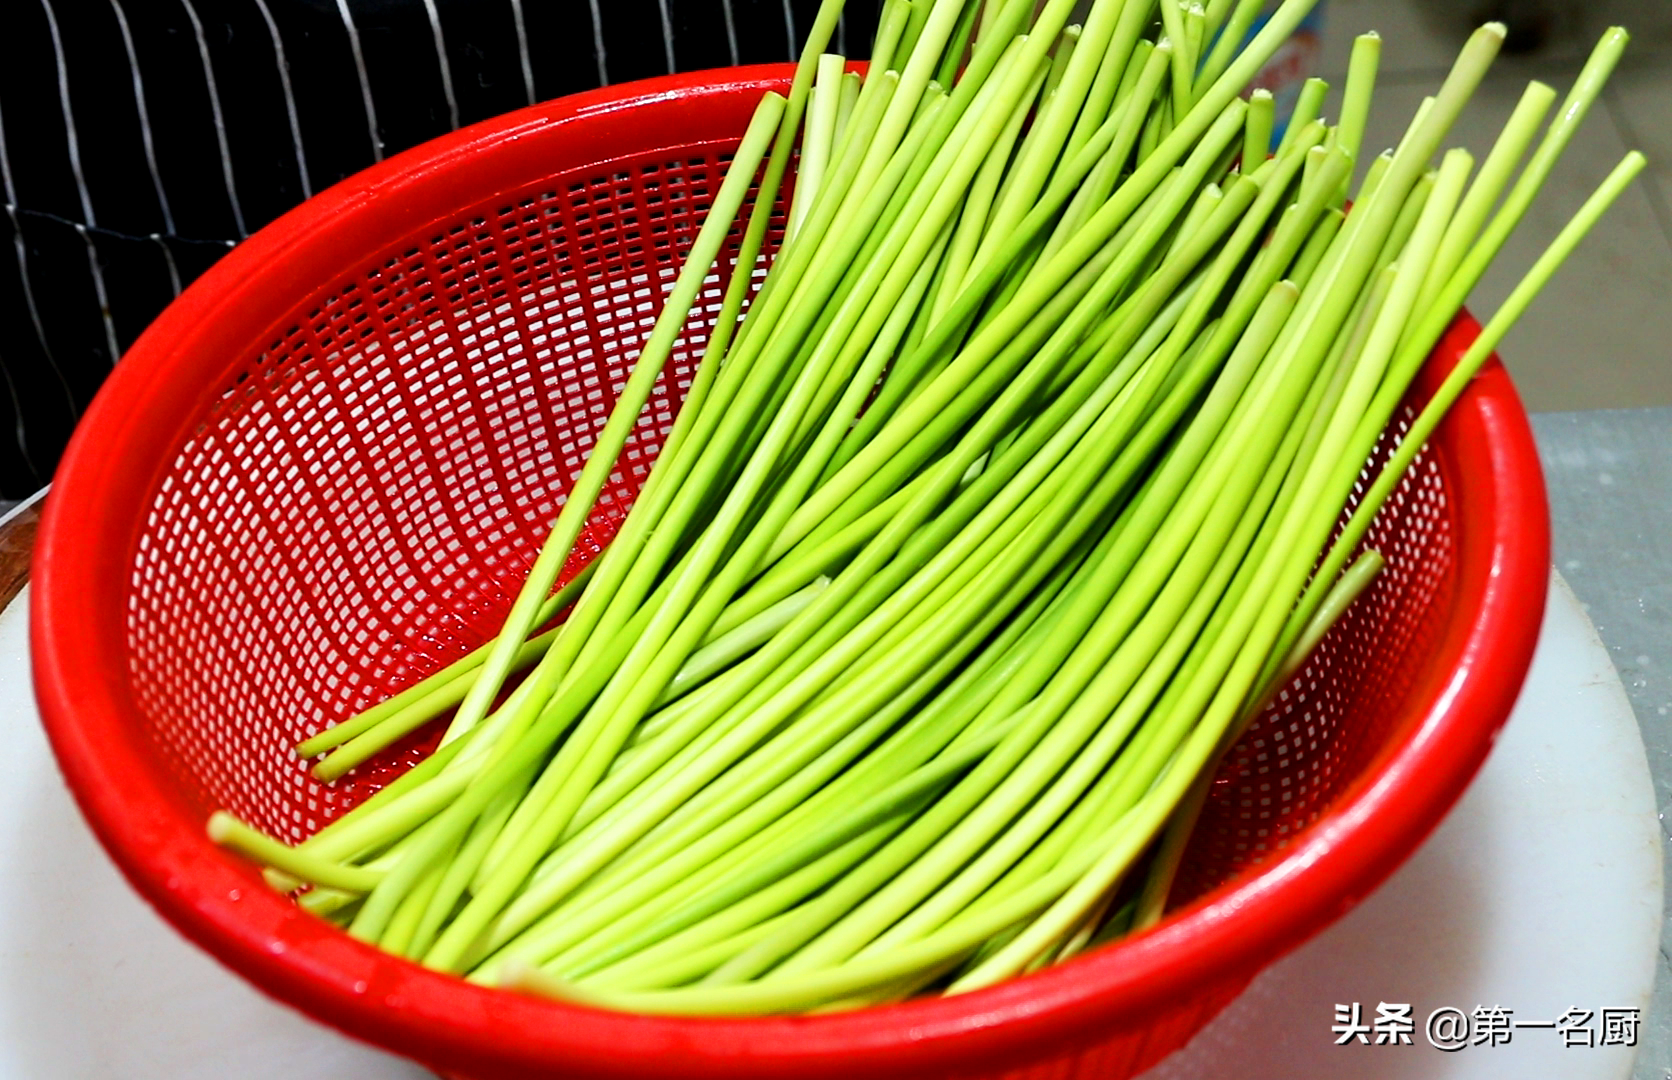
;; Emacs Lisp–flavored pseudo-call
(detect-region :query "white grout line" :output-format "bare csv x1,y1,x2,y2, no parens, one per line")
508,0,536,104
721,0,740,66
420,0,461,131
75,224,122,364
37,0,97,227
178,0,248,238
781,0,798,60
0,356,42,487
3,215,47,359
151,233,183,297
251,0,313,199
3,207,79,422
0,65,21,204
0,113,78,422
106,0,175,234
0,344,43,484
336,0,384,160
587,0,609,85
656,0,677,74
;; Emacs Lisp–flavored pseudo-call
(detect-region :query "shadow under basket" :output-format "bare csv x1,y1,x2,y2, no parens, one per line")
29,65,1549,1080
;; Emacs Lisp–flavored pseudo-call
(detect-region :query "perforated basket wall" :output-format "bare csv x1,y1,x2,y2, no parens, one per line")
118,167,1458,903
33,67,1548,1080
1171,411,1456,903
126,135,787,836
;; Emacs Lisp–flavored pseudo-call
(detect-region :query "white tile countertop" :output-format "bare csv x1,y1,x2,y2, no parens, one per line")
1531,408,1672,1080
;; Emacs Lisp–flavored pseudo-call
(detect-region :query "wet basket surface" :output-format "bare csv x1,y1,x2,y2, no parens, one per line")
30,66,1549,1080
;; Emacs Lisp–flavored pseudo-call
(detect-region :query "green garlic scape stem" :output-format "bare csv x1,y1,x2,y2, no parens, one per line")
204,1,1645,1019
296,560,596,760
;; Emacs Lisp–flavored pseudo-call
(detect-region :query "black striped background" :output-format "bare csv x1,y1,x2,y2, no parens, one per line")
0,0,880,498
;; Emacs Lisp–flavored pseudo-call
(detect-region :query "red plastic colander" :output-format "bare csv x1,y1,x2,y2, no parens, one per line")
29,66,1549,1080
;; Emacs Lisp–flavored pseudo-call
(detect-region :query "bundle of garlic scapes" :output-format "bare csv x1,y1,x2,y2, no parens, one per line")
210,0,1644,1015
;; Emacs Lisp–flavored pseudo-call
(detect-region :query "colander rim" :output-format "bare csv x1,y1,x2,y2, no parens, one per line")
29,65,1549,1080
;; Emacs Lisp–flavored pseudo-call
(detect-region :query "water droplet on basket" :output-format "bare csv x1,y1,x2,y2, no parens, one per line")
1599,472,1615,485
228,889,242,902
1637,655,1651,668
